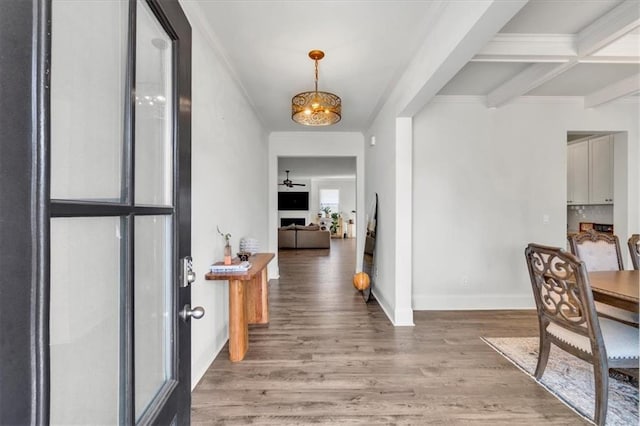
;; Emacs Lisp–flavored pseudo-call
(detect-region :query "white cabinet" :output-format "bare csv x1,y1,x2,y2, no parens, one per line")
589,135,614,204
567,141,589,205
566,135,614,205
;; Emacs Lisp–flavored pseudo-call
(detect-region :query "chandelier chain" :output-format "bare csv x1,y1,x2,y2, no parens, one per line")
314,59,319,93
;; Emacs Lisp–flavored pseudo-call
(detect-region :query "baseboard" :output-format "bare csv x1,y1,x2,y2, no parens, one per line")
394,306,415,326
268,264,280,279
372,288,415,326
413,293,534,311
191,327,228,391
371,288,393,324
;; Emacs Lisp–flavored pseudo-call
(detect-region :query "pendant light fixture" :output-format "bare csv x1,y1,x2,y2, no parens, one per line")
291,50,341,126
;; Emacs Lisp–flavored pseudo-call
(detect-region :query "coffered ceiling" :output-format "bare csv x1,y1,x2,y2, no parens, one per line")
184,0,639,132
442,0,640,108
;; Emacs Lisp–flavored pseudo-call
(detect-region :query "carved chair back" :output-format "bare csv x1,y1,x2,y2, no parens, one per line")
629,234,640,270
524,243,604,351
567,230,623,272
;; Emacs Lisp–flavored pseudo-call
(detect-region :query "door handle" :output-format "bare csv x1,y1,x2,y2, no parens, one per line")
180,304,205,322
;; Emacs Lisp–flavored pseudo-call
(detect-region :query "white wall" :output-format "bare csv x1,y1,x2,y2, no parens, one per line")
364,112,416,327
362,1,526,327
269,132,365,278
364,104,399,324
412,96,639,310
183,3,269,388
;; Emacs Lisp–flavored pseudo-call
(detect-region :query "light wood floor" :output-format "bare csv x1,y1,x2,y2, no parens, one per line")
191,239,586,425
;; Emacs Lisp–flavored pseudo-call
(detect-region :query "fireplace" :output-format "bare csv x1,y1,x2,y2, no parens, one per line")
281,218,305,227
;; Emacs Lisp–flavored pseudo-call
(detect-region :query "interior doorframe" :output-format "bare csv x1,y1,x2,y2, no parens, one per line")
268,133,366,279
564,130,631,266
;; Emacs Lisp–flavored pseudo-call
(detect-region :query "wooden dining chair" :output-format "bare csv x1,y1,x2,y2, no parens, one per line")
629,234,640,270
524,243,639,426
567,230,623,271
567,230,638,326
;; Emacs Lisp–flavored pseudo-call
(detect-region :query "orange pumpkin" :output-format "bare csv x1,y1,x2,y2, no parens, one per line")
352,272,370,291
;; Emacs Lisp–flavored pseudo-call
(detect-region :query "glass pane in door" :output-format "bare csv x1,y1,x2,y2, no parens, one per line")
50,217,122,425
50,0,128,202
135,0,173,206
134,215,174,421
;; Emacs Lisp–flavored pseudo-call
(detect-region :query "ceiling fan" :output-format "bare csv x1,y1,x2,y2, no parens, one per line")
278,170,306,188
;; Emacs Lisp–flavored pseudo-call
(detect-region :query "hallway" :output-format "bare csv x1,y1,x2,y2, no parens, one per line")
191,239,584,424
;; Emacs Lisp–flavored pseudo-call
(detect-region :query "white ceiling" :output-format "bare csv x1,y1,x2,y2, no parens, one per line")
500,0,624,33
188,0,639,132
189,0,440,132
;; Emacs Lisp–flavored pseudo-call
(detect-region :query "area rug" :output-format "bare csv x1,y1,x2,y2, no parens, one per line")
482,337,638,425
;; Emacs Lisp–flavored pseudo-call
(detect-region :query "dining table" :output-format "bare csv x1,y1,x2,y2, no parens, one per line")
589,270,639,313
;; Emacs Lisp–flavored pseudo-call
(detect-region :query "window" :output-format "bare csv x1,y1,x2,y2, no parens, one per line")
319,189,339,213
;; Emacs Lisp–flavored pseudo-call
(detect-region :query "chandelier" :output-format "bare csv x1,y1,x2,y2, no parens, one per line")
291,50,341,126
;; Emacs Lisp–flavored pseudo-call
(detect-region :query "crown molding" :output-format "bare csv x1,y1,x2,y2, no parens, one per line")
178,1,265,128
432,95,587,106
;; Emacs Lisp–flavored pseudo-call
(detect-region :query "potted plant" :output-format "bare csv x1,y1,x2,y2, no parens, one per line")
330,212,340,234
321,206,331,218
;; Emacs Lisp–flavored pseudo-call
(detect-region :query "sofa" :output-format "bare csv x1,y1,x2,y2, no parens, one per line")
278,224,331,249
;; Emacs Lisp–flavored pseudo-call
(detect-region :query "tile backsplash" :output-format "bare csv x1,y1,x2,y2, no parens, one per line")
567,204,613,232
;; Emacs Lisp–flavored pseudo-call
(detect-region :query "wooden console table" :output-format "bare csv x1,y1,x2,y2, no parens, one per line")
205,253,274,362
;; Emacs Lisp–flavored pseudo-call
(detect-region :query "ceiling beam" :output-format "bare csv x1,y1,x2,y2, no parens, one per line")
484,0,639,108
577,0,640,57
473,34,575,62
473,33,640,63
394,0,528,117
486,62,576,108
584,73,640,108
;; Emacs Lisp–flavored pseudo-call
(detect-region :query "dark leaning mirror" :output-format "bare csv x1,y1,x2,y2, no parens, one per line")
361,193,378,302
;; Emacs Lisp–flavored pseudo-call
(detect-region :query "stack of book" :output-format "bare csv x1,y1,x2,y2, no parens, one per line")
210,261,252,273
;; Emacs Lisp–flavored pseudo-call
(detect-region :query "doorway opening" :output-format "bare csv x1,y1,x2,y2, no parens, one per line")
566,130,630,263
276,156,357,252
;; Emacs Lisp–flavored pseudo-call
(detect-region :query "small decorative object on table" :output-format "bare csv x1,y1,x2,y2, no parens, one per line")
239,237,259,255
217,225,232,265
237,251,250,262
